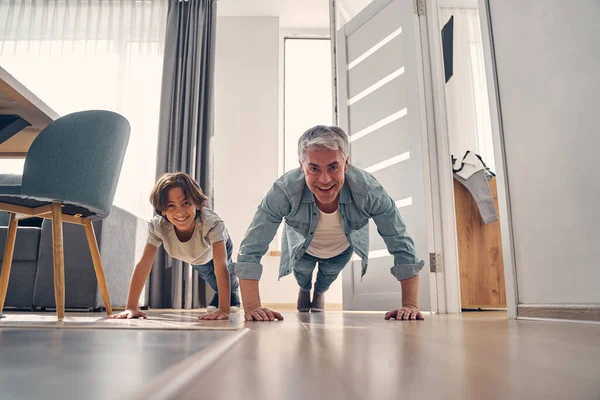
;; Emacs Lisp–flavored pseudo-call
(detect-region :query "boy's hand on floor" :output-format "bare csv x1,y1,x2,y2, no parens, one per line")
107,309,147,319
198,309,230,320
244,306,284,322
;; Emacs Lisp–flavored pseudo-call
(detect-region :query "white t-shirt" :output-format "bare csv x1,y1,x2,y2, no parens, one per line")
146,207,228,265
306,208,350,259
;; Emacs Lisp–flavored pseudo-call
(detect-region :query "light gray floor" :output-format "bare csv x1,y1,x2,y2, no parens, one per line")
178,311,600,400
1,311,599,400
0,327,235,400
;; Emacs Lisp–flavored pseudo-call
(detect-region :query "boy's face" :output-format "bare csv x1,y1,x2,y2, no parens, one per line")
300,148,349,211
162,187,199,236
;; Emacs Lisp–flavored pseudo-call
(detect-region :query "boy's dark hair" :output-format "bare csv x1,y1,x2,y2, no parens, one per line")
150,172,208,217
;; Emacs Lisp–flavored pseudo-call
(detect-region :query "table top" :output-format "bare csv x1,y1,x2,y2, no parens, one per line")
0,65,59,158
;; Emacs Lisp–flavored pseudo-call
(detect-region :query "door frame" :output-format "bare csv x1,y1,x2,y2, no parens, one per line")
420,0,463,314
422,0,519,317
476,0,518,318
330,0,519,317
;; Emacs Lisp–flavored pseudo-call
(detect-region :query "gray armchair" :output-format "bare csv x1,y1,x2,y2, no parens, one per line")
0,206,149,311
0,110,130,320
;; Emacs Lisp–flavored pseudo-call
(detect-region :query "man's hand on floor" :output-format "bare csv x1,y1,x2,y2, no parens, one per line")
244,306,284,321
385,306,424,321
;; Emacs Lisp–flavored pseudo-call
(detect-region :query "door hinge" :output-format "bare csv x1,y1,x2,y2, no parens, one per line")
414,0,426,16
429,252,439,273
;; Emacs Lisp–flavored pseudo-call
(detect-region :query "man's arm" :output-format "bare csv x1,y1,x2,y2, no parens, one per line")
233,183,290,321
240,280,283,321
383,275,424,320
401,274,419,309
367,182,425,320
367,183,425,277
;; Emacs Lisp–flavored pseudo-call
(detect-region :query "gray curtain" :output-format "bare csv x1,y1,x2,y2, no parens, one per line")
150,0,217,309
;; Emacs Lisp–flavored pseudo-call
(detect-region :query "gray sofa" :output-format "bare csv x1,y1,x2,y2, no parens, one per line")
0,206,149,310
0,218,40,308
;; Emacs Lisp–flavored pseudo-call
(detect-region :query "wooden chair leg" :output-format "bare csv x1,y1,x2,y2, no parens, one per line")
51,202,65,321
83,218,112,316
0,213,18,313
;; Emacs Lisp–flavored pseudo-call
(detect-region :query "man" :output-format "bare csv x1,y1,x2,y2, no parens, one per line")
231,125,425,321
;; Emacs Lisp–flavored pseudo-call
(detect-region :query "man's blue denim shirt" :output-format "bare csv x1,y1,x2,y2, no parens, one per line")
231,164,425,281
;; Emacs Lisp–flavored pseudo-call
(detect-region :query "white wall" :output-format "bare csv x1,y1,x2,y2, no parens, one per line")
488,0,600,304
213,16,280,299
214,16,343,305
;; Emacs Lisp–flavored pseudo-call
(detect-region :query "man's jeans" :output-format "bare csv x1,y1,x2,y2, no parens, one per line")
293,246,353,293
192,237,239,294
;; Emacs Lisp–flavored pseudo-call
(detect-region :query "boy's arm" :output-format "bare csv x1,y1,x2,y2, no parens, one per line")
126,243,157,309
212,240,231,312
108,243,157,319
198,240,231,320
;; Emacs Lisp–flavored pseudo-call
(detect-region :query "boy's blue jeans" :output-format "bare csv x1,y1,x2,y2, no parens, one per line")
192,238,239,294
292,246,353,293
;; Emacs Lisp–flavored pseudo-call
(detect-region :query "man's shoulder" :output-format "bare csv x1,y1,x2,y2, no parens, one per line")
274,167,306,201
345,164,380,196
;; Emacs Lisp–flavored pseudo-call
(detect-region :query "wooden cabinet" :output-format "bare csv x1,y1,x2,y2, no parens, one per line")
453,177,506,309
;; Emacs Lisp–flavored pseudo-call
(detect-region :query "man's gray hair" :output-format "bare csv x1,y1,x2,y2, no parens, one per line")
297,125,350,163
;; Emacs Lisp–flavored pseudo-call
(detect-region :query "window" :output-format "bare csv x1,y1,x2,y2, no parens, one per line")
0,0,167,218
283,38,333,172
281,37,343,305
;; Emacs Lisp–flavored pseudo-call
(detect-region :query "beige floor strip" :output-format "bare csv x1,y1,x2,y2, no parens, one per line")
135,328,250,400
0,311,245,330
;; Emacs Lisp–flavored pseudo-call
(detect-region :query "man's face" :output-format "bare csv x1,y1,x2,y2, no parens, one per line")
300,148,349,210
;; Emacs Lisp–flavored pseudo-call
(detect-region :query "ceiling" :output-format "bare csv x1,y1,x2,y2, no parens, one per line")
217,0,331,29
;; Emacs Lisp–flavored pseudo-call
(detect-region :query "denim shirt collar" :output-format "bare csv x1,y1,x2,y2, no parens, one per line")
299,180,352,204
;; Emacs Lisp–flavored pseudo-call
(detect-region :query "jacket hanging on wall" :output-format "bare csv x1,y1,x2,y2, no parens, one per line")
452,151,497,224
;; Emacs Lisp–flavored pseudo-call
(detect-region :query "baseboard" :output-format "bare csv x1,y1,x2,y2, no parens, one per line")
262,302,343,311
517,304,600,322
131,304,345,312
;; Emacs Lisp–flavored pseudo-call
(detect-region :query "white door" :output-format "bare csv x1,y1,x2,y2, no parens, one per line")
336,0,432,311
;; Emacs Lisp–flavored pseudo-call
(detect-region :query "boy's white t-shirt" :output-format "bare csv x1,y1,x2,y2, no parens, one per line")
306,208,350,259
147,207,228,265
